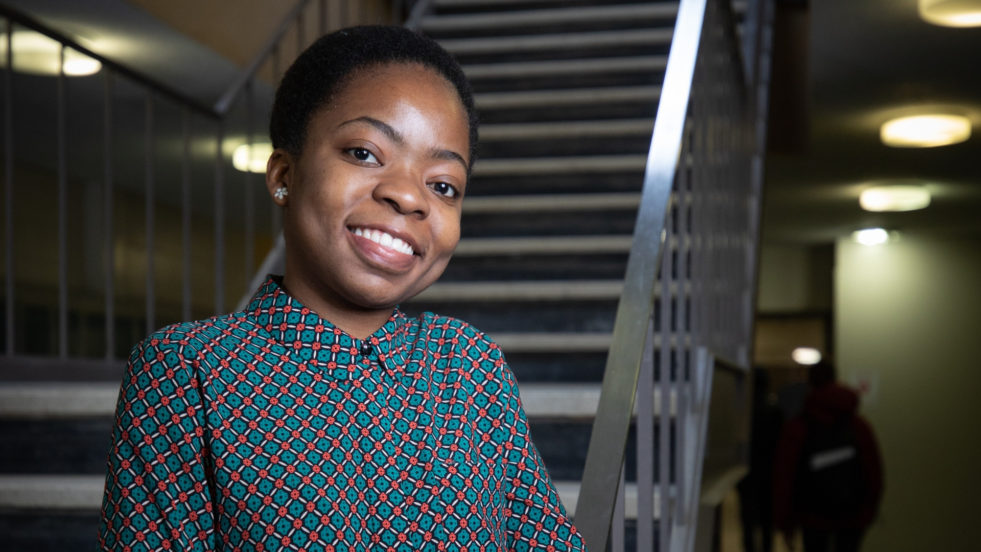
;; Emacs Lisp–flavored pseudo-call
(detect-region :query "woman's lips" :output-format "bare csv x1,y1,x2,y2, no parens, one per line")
350,226,415,256
347,226,419,272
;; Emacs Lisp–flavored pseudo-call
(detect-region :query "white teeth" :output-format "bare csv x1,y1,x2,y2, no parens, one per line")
352,227,414,256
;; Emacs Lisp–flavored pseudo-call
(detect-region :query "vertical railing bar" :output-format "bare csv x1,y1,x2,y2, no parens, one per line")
637,318,655,550
319,0,327,36
144,90,155,334
297,11,305,57
57,43,68,359
181,108,192,322
103,70,115,360
658,201,674,552
244,80,255,290
4,19,15,356
271,45,282,240
214,125,225,314
612,467,626,552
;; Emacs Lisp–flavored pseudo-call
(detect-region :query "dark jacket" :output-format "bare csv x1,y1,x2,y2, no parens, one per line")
773,383,884,532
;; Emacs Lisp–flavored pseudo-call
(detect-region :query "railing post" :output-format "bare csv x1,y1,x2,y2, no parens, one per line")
57,43,68,358
4,19,14,356
181,109,192,322
103,70,115,359
144,91,155,335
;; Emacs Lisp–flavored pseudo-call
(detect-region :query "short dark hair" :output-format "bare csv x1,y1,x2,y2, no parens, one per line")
269,25,478,171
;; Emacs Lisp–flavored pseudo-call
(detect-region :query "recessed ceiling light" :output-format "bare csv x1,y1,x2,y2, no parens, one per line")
880,114,971,147
919,0,981,27
852,228,891,246
0,30,102,77
791,347,822,366
233,143,273,173
860,185,931,212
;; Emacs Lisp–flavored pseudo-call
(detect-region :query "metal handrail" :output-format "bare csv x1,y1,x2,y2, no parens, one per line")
212,0,310,115
575,0,769,548
575,0,710,546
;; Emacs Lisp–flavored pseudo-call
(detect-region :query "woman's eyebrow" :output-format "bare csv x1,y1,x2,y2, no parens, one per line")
338,115,469,171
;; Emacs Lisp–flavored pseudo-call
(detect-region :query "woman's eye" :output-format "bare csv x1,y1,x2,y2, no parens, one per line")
429,181,458,199
345,147,379,164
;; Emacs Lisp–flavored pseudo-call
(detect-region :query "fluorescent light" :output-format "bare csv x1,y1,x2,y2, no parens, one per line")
0,30,101,76
792,347,822,366
919,0,981,27
880,114,971,147
852,228,890,246
860,185,931,212
233,143,273,173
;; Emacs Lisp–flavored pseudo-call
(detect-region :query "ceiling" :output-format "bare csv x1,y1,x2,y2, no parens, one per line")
2,0,980,246
764,0,981,244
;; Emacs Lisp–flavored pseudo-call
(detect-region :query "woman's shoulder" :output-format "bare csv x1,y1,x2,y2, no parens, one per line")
411,311,499,347
131,311,254,360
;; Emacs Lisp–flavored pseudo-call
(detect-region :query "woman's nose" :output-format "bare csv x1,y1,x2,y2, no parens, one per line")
372,167,429,218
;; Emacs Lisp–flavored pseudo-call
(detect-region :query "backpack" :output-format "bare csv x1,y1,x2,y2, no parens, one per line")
795,417,865,519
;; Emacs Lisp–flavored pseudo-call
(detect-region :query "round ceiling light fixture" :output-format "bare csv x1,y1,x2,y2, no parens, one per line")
880,114,971,147
852,228,891,246
919,0,981,27
233,143,273,173
0,30,102,76
860,184,931,212
791,347,822,366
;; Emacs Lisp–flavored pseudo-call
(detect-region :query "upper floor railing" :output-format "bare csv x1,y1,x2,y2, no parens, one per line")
0,0,418,376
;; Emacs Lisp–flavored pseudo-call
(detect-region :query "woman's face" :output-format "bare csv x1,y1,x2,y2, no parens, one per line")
268,63,470,330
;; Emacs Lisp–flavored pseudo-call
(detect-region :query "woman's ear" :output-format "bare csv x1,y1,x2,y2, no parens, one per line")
266,148,294,206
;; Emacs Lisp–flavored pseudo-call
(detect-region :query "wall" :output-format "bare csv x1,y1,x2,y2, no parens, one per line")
835,233,981,551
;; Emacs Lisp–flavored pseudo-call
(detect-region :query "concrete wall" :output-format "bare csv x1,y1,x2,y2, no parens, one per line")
835,233,981,551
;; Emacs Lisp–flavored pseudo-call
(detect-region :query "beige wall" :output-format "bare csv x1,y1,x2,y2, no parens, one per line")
835,234,981,551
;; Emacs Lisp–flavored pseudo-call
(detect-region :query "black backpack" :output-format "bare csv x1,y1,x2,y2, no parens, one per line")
795,417,865,519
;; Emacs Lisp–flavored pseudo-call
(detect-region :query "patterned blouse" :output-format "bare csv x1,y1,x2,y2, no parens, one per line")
99,277,586,551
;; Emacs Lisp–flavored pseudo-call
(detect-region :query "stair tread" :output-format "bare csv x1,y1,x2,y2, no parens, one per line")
0,474,674,519
474,154,647,175
416,279,624,301
464,55,667,79
440,28,673,55
463,192,641,212
422,3,678,31
476,85,660,109
481,118,653,140
454,235,633,256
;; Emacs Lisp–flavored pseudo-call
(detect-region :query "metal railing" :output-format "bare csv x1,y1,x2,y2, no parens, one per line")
575,0,773,549
0,1,416,376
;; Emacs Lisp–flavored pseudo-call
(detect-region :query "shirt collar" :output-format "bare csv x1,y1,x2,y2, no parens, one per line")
244,276,410,377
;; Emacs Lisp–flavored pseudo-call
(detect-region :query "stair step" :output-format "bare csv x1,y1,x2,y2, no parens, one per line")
0,383,117,419
455,235,632,256
464,56,667,80
0,474,672,520
440,28,672,56
422,4,678,33
474,154,647,176
463,192,640,212
490,332,611,352
520,382,677,420
416,279,623,301
0,475,104,510
482,119,652,141
476,85,660,110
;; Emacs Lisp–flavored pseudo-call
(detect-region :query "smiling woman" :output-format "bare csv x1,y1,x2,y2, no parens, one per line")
98,26,587,552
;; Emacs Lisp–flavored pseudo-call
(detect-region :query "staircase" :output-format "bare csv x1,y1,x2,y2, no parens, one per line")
404,0,679,543
0,0,768,549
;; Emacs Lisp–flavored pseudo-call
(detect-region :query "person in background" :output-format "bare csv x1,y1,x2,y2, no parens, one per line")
738,368,783,552
773,361,883,552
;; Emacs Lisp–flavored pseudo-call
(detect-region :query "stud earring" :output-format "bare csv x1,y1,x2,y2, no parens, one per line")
273,187,288,201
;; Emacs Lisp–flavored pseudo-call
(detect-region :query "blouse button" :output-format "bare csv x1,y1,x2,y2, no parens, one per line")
360,343,373,356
